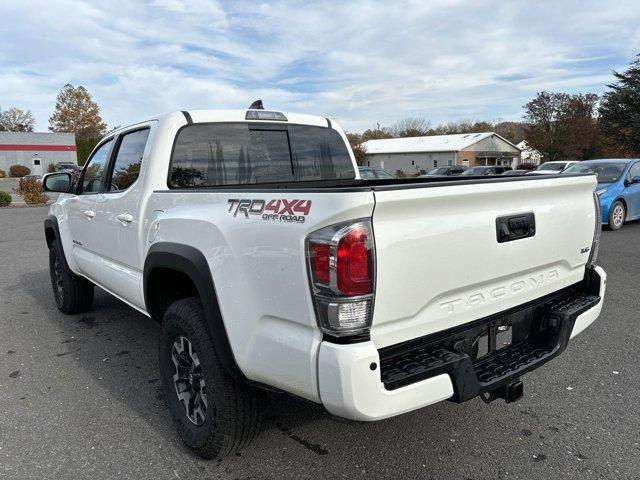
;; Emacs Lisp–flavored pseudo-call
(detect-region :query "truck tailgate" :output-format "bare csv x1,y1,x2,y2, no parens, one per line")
370,175,597,349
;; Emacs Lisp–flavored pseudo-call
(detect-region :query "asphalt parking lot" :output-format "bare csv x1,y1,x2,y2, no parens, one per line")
1,206,639,479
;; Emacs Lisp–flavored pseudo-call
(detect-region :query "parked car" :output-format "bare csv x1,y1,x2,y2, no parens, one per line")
358,166,396,179
460,165,512,176
563,158,640,230
56,162,79,175
22,173,42,181
515,162,538,171
42,106,606,459
501,169,529,176
530,161,578,175
422,165,468,177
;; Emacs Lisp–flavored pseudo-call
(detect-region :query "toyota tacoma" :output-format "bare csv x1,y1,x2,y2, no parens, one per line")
42,104,606,459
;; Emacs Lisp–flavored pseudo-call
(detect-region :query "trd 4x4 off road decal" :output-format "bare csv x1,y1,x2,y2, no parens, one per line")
227,199,312,223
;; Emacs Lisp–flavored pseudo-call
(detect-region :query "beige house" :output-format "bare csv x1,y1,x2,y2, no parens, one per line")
361,132,521,175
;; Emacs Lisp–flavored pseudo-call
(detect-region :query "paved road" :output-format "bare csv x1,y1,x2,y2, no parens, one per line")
1,206,639,479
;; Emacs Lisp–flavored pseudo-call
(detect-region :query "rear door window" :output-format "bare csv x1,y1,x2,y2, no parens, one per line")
169,123,355,187
108,128,150,192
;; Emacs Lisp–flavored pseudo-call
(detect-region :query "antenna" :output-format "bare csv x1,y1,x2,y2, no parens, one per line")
248,100,264,110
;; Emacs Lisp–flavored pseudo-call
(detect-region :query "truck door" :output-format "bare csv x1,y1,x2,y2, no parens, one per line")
66,138,114,271
89,126,152,308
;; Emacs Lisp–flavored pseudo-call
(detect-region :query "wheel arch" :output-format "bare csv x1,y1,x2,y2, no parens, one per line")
611,197,628,218
143,242,245,381
44,215,59,249
614,197,628,211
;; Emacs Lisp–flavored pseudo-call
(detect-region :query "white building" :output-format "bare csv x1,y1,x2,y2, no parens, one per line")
361,132,521,175
0,132,77,176
516,140,543,166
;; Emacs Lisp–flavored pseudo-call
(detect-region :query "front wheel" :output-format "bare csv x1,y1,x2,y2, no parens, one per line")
159,297,261,459
608,200,626,231
48,239,94,314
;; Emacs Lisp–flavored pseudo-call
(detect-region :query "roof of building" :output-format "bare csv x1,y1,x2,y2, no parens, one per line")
0,131,75,146
361,132,519,155
517,140,541,152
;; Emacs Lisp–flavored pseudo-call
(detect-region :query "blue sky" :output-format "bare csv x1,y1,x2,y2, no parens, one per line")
1,0,638,133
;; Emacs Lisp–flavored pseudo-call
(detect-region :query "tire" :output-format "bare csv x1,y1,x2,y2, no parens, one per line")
48,239,94,314
159,297,261,459
608,200,626,231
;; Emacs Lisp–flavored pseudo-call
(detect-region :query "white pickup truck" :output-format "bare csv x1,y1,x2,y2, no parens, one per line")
42,104,606,459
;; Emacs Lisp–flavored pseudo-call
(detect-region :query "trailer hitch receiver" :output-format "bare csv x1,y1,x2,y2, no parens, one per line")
481,379,524,404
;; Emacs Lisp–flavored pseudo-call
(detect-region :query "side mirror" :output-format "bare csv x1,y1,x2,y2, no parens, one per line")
43,172,73,193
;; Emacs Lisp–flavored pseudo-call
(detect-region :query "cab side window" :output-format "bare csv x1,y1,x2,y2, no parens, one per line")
80,139,113,194
630,162,640,180
108,128,150,192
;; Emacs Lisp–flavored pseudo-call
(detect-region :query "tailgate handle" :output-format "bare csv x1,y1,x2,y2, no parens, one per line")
496,213,535,243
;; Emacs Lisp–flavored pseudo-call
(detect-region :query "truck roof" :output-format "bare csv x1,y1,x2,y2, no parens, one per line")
110,109,333,137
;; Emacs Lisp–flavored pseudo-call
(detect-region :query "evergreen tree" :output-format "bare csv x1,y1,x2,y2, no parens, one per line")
599,55,640,155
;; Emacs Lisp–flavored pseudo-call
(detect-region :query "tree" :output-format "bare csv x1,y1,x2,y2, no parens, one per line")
345,132,362,148
390,117,431,137
523,91,601,161
599,55,640,155
494,121,526,144
360,123,393,142
0,107,35,132
49,84,107,140
561,93,601,159
351,143,367,166
75,138,101,166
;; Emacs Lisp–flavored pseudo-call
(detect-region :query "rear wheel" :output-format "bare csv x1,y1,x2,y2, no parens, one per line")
48,239,94,314
159,297,261,459
608,200,626,231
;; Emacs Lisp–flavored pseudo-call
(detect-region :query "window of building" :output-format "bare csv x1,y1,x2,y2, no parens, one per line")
434,160,438,167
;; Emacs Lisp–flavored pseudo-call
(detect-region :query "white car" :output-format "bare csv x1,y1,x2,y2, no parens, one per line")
42,105,606,459
530,160,579,174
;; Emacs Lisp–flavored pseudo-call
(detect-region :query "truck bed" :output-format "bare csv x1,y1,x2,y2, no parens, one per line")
154,172,591,193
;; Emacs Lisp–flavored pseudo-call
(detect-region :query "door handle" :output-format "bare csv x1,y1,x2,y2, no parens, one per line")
116,212,134,223
83,210,96,219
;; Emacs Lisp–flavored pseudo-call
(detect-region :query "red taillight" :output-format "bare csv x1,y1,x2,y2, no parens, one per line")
311,242,331,284
336,227,372,295
306,219,375,337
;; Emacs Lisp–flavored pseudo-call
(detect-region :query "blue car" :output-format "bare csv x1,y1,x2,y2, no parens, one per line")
563,159,640,230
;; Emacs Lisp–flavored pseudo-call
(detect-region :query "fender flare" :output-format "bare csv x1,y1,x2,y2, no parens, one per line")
143,242,245,381
44,215,60,248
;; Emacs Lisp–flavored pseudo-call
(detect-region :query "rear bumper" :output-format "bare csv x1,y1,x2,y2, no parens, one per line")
318,266,606,421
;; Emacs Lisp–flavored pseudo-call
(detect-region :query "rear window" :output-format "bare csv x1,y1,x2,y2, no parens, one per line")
563,162,626,183
538,162,565,171
169,123,355,187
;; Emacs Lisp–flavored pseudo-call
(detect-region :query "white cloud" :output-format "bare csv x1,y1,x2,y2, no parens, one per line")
0,0,639,133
